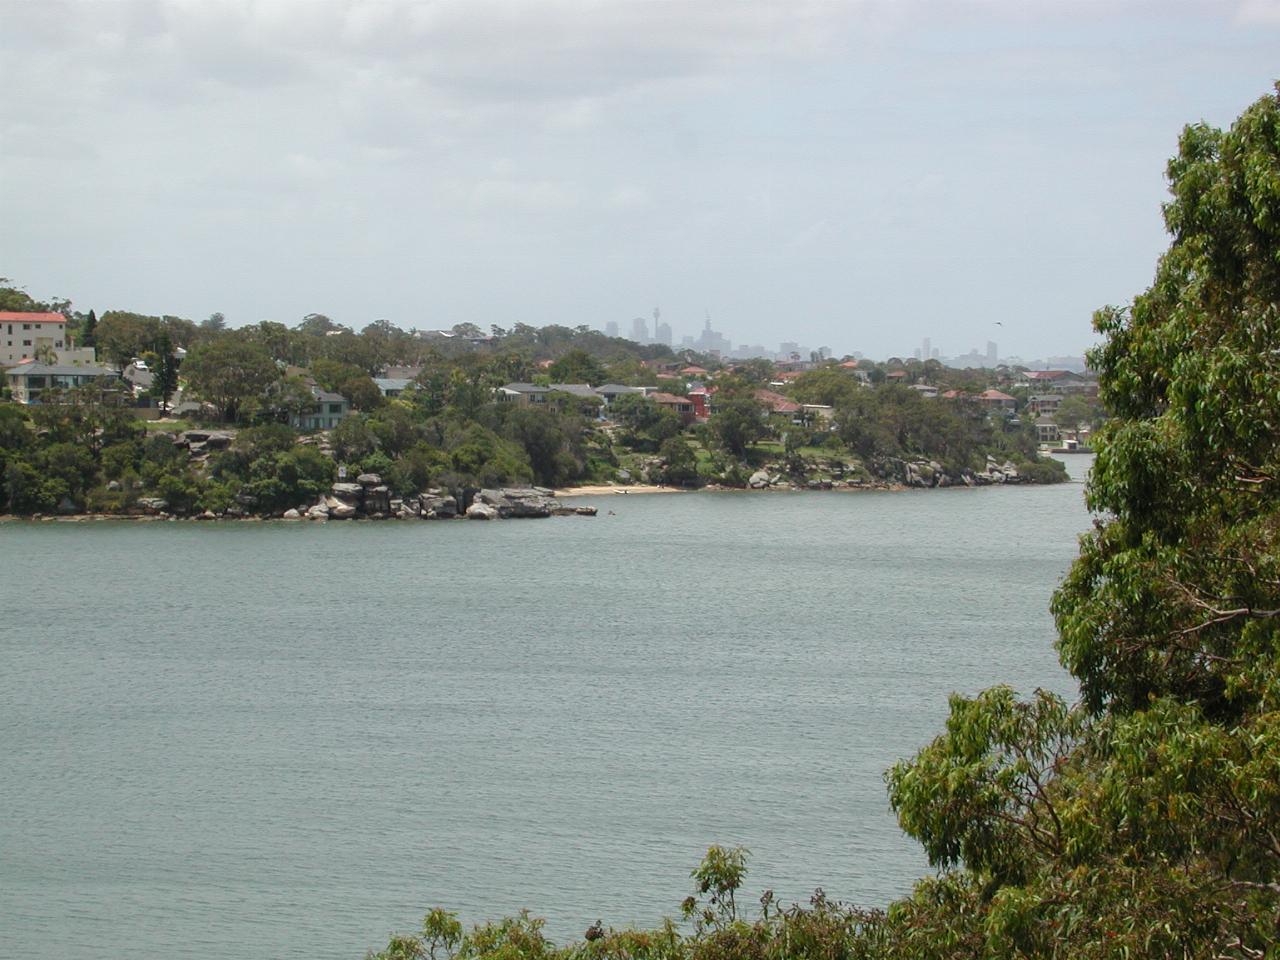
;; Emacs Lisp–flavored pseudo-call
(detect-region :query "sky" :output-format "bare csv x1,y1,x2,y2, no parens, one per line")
2,0,1278,361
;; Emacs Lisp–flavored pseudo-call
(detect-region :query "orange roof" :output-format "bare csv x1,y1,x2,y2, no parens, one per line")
839,360,860,368
680,365,708,375
0,311,66,324
649,392,692,404
978,389,1016,401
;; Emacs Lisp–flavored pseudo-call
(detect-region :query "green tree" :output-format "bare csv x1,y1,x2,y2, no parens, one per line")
884,84,1280,959
547,348,606,386
142,331,179,412
95,311,162,368
708,394,766,458
182,336,281,422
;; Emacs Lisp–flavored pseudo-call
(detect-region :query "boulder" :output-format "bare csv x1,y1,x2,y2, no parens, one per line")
419,493,458,519
330,502,358,519
574,505,598,516
748,469,771,489
501,488,557,518
357,473,382,487
107,480,121,492
197,510,218,520
205,433,233,450
331,482,364,499
138,497,169,514
307,503,330,519
364,485,392,516
466,502,498,520
282,508,301,520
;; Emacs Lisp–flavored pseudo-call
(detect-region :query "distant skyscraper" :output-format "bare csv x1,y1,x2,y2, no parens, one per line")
654,321,672,346
605,320,619,338
987,340,998,364
631,316,649,344
922,337,931,362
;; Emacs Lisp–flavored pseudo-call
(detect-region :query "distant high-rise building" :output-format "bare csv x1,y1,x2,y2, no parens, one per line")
922,337,931,362
654,321,672,346
631,316,649,344
987,340,998,364
605,320,619,338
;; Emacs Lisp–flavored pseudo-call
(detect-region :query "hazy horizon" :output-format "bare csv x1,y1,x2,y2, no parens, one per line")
3,0,1278,360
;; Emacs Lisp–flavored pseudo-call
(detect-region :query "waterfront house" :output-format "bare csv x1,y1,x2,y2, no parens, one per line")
1037,422,1061,444
290,384,350,431
497,383,551,406
594,383,647,406
1028,394,1063,417
4,361,121,403
649,392,697,425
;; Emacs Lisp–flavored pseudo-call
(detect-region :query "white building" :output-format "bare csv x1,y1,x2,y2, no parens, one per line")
1,311,70,365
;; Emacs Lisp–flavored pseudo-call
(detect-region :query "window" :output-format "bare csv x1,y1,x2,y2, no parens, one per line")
329,403,343,414
22,340,31,346
22,323,31,329
55,341,63,348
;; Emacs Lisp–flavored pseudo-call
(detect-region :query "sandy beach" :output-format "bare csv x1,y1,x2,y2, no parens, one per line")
555,484,688,497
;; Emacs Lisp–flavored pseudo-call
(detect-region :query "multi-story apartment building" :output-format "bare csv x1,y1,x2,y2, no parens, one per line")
1,311,69,365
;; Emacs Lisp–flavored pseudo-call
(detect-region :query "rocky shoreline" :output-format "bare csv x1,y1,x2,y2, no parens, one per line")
2,443,1058,523
2,463,1053,524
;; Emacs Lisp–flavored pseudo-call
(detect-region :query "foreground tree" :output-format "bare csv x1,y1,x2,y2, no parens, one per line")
886,83,1280,958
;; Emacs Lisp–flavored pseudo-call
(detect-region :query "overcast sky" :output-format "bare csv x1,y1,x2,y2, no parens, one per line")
2,0,1277,360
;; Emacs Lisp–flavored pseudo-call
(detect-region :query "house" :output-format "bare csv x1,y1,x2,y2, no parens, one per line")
755,388,803,416
3,361,121,404
680,365,709,377
546,383,599,400
910,384,939,399
496,383,551,406
686,386,712,420
976,389,1017,411
290,385,350,431
594,383,647,405
802,403,835,423
373,377,413,398
649,391,697,425
1028,394,1063,417
1017,370,1096,395
0,311,70,366
885,370,910,383
1036,422,1061,444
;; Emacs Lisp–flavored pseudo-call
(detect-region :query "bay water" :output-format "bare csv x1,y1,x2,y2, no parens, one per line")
0,457,1092,959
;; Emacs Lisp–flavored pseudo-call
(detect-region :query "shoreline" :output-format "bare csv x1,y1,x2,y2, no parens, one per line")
0,474,1075,524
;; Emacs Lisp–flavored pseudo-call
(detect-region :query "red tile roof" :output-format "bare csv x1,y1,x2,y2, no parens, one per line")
755,388,801,413
978,389,1016,401
0,311,66,324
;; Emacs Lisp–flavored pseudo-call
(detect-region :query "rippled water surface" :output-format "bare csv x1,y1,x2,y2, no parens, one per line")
1,458,1092,959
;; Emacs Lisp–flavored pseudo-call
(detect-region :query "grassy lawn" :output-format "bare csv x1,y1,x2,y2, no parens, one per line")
143,418,195,432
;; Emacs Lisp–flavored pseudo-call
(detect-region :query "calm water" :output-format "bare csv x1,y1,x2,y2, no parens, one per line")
1,457,1092,959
